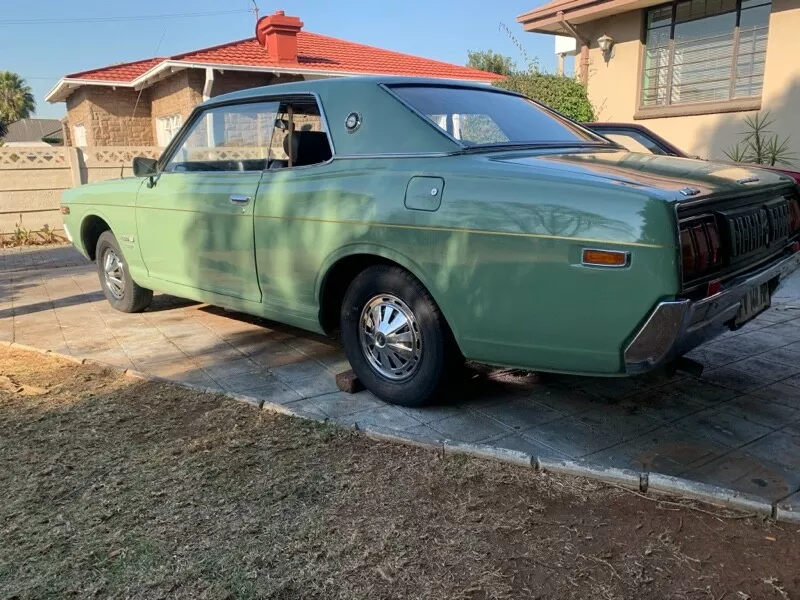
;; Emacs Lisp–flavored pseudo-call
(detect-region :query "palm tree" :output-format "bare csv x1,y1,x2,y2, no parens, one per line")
0,71,36,132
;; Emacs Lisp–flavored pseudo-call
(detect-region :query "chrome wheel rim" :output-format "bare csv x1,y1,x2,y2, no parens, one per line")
103,249,125,300
359,294,422,381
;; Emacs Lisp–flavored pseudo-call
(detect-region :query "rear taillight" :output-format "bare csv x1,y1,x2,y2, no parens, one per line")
789,197,800,233
680,216,722,282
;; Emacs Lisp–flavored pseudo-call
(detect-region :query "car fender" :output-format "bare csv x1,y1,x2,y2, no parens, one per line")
315,242,461,340
76,207,116,254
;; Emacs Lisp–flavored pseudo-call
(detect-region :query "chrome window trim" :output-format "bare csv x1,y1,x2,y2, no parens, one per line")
380,83,467,148
260,157,336,176
331,152,458,160
381,82,611,149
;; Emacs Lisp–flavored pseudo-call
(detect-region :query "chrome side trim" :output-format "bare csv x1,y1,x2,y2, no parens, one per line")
625,248,800,373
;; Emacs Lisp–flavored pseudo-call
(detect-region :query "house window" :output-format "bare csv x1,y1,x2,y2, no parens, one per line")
641,0,771,109
156,114,183,147
73,123,87,147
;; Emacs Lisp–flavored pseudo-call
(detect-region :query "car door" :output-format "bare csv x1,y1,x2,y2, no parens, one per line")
252,95,336,320
136,100,279,302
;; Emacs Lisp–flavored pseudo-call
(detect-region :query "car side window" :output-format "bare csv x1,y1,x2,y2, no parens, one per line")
266,98,333,170
600,130,670,156
164,101,280,173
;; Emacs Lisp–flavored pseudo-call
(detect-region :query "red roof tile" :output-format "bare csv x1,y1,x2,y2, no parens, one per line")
66,32,501,83
67,57,165,81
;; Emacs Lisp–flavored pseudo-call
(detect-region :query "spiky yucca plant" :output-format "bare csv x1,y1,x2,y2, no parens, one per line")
723,112,796,167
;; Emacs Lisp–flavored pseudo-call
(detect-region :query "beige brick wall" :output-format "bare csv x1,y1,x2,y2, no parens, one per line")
66,87,153,146
150,70,204,141
64,70,310,148
210,71,281,97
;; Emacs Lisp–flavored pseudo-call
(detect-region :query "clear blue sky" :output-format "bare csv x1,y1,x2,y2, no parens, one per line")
1,0,562,120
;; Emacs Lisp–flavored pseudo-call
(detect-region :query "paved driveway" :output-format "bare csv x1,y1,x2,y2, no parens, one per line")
2,245,800,513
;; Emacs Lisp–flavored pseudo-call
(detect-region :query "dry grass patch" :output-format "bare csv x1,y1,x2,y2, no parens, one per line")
1,348,798,599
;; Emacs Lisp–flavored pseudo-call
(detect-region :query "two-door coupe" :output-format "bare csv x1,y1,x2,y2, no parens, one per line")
60,77,800,406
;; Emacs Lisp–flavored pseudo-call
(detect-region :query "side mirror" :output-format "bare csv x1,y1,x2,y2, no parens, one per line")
132,156,158,177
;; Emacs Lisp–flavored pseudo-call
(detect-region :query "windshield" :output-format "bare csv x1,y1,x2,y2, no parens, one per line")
389,85,610,148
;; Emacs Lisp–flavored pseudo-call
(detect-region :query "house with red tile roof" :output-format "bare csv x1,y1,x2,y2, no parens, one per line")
46,10,501,147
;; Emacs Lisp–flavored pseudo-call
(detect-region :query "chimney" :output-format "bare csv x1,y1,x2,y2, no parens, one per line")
256,10,303,63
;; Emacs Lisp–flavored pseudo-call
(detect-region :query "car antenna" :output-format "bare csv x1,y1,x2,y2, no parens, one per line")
121,27,168,179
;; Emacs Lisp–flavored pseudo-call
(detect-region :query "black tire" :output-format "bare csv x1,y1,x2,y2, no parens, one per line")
95,231,153,313
340,265,456,407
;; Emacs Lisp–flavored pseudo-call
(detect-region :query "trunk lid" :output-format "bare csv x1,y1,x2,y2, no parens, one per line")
492,148,794,200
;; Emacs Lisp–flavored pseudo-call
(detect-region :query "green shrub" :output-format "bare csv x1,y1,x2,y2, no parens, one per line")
496,73,595,122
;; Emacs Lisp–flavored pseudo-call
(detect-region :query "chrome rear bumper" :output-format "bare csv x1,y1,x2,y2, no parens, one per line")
625,248,800,373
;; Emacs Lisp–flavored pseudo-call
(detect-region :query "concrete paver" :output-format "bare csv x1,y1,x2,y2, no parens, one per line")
3,244,800,510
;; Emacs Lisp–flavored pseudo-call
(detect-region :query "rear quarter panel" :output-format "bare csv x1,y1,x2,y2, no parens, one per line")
255,154,680,375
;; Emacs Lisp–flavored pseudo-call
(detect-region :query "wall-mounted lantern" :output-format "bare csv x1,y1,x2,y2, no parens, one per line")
597,34,615,60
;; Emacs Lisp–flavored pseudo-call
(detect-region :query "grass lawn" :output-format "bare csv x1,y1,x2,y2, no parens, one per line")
1,347,798,599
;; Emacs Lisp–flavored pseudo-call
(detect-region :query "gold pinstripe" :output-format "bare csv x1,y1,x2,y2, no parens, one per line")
75,203,672,249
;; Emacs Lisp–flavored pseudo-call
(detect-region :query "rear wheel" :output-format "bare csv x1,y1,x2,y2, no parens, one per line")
340,265,455,407
96,231,153,313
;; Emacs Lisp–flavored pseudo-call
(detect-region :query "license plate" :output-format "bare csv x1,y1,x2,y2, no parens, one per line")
734,283,771,327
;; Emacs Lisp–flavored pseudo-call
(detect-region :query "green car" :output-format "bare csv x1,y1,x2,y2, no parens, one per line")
60,77,800,406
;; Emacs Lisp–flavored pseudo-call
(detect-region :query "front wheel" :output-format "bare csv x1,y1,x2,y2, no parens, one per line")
340,265,456,407
96,231,153,313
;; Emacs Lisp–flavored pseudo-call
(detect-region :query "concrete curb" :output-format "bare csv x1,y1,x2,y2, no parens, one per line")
227,392,265,409
775,493,800,523
364,425,445,452
0,342,790,521
58,354,86,365
775,507,800,523
261,400,304,417
444,440,533,468
10,342,50,355
648,473,773,517
124,369,148,380
538,457,643,490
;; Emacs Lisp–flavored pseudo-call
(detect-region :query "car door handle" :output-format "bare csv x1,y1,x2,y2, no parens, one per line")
230,194,251,205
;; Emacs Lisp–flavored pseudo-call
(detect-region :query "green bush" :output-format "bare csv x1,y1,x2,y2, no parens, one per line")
496,73,595,122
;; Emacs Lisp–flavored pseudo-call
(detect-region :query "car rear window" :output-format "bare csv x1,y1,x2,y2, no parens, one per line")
389,85,607,147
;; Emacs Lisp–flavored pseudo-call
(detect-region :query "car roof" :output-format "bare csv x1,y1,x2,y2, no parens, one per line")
201,75,500,107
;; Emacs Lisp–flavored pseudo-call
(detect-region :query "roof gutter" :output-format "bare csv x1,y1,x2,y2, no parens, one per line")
45,78,133,103
202,67,215,101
